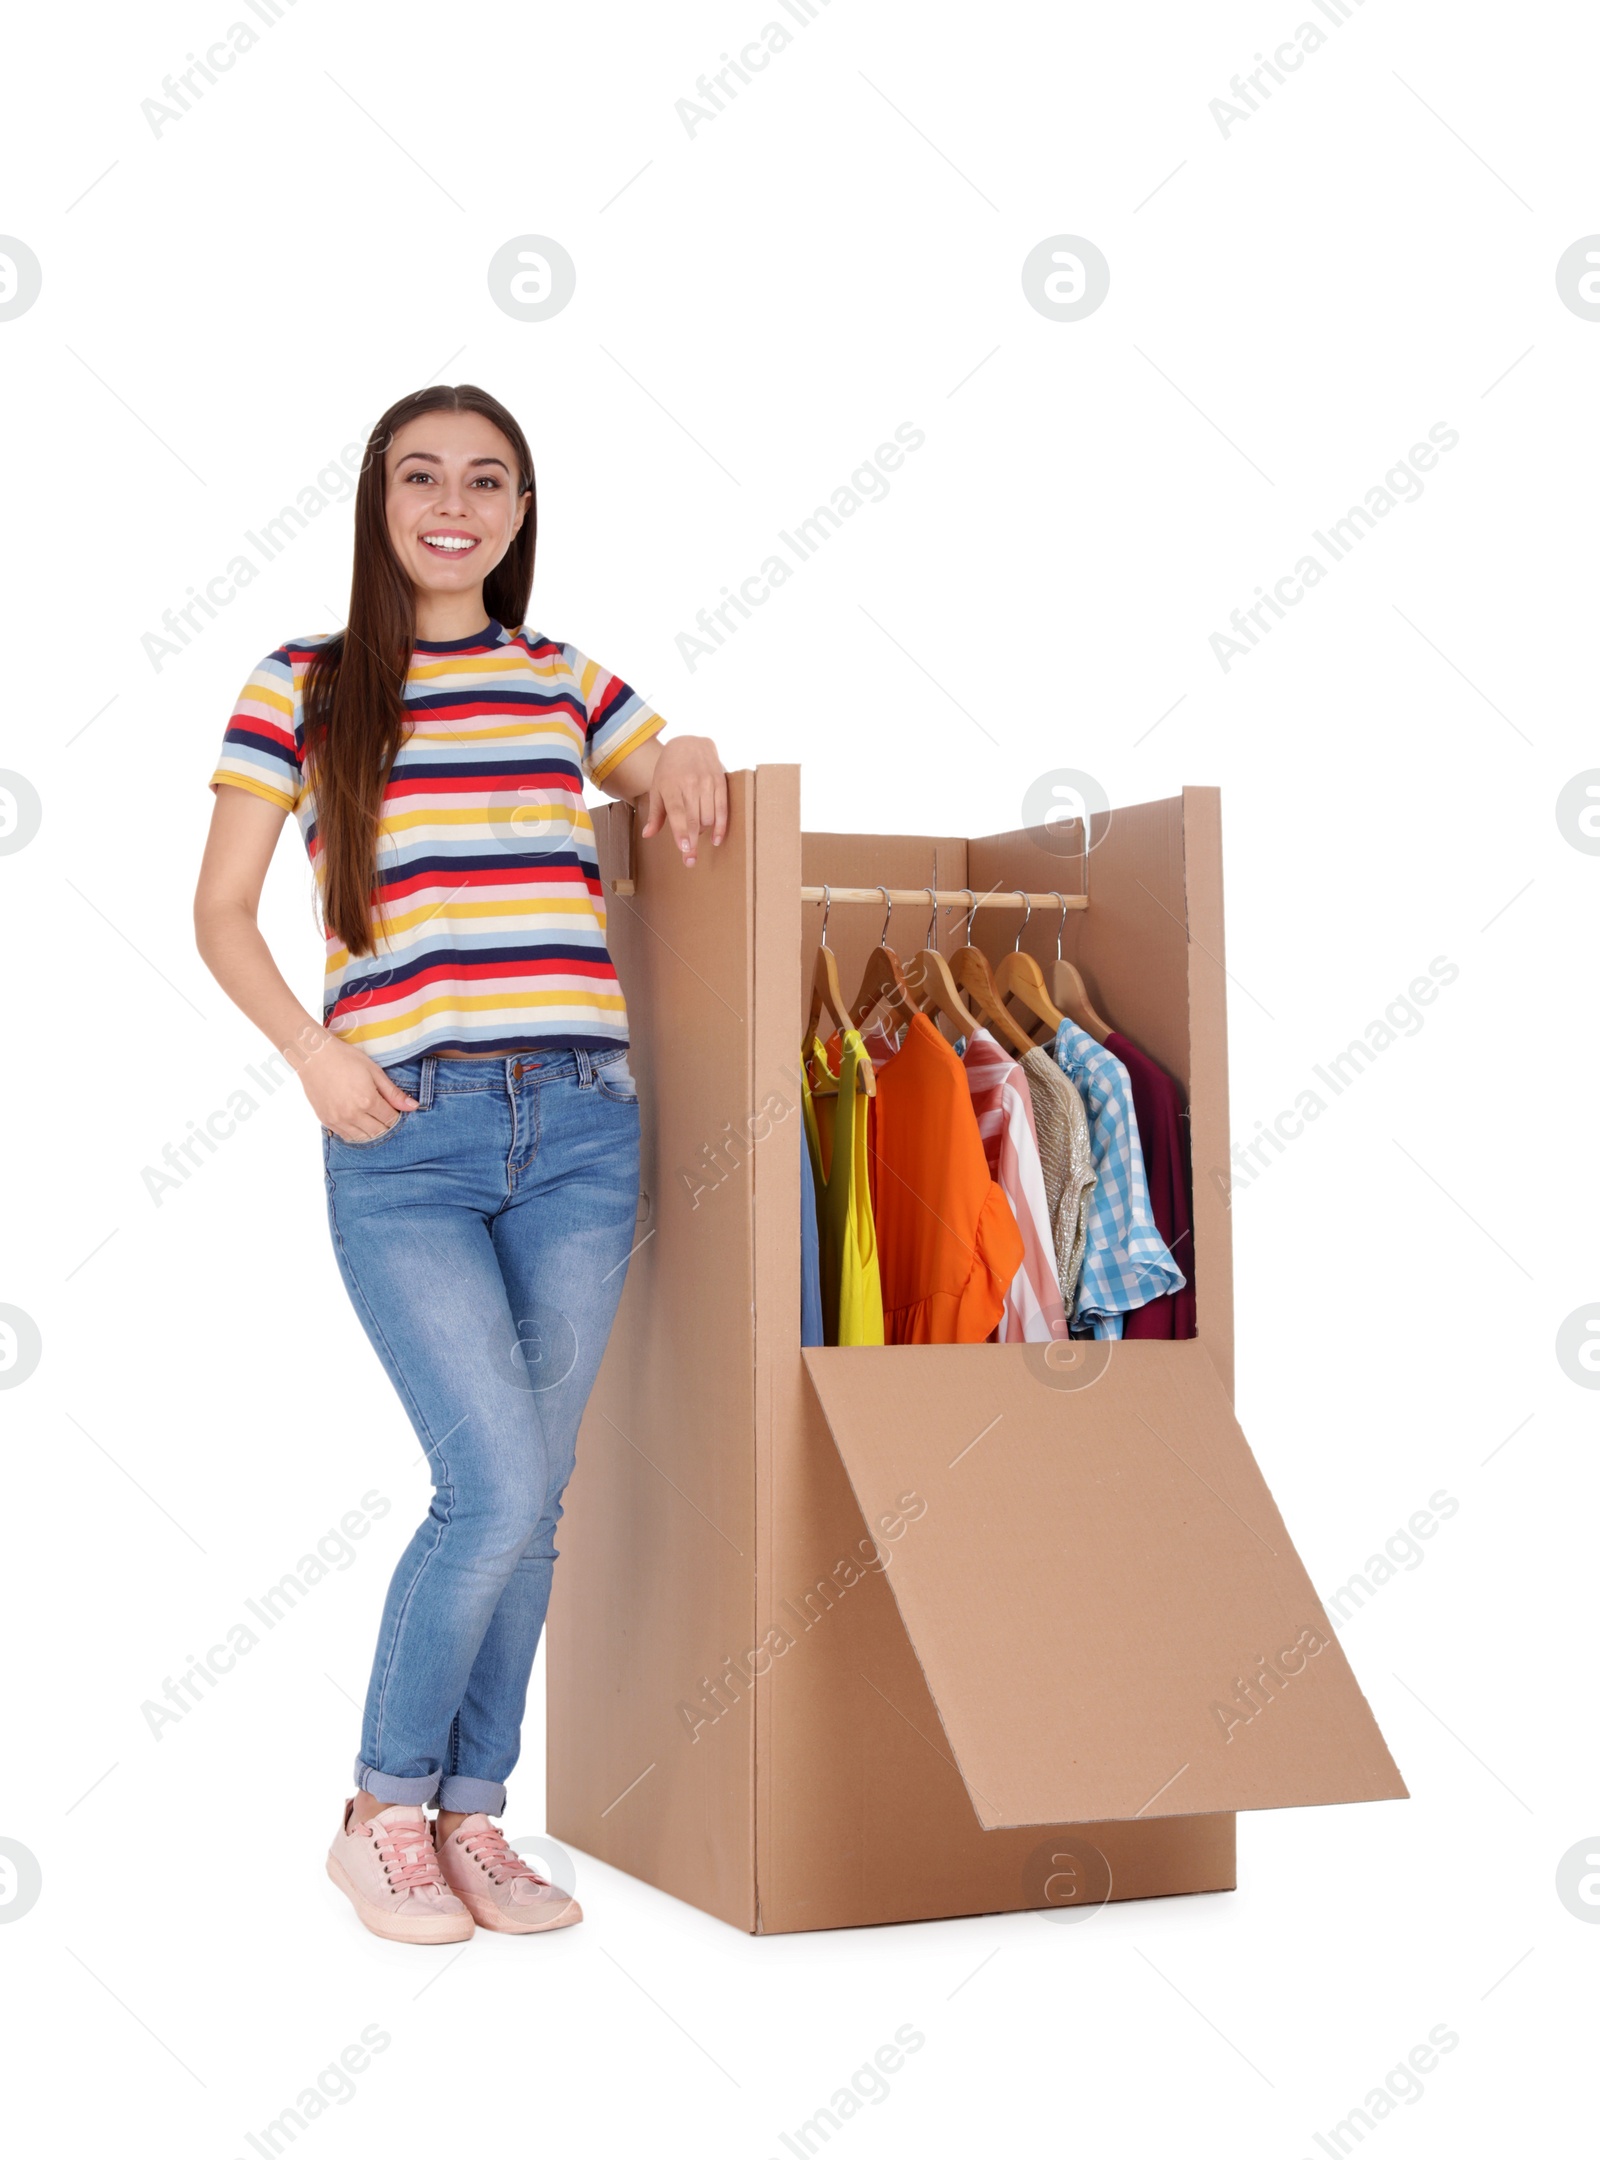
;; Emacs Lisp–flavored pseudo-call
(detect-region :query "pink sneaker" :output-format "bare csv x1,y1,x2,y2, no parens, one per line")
436,1815,583,1934
326,1799,474,1944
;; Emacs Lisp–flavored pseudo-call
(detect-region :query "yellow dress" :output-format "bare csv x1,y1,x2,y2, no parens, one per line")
800,1028,885,1346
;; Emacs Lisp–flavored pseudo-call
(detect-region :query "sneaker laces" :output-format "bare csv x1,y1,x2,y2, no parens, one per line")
457,1822,549,1889
366,1814,449,1892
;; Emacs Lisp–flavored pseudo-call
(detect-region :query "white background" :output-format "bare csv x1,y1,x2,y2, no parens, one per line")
0,0,1594,2152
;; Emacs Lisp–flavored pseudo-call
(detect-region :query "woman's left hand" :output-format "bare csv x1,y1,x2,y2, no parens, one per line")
639,735,728,867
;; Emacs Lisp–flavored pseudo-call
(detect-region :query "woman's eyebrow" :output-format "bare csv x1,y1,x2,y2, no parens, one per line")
394,451,512,472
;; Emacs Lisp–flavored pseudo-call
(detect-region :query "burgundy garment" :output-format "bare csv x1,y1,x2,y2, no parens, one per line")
1105,1031,1196,1340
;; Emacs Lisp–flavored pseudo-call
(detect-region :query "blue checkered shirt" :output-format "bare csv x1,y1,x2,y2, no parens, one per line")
1052,1019,1186,1339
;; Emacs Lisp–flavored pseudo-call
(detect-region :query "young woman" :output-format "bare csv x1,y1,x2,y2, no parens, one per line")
194,383,727,1944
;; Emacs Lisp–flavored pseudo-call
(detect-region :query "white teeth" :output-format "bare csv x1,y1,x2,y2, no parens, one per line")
423,535,475,551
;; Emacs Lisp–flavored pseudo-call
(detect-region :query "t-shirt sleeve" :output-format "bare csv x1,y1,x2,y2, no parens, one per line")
209,648,302,812
566,644,666,788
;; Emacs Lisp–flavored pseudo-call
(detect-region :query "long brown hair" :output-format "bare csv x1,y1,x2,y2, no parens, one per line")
302,384,537,955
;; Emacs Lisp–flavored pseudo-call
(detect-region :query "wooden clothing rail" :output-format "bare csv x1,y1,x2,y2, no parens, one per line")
800,885,1088,910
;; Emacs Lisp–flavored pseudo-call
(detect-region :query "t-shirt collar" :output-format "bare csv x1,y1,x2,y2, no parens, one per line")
412,617,504,654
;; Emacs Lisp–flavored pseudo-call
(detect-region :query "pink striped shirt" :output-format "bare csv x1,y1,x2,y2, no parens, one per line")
960,1028,1070,1343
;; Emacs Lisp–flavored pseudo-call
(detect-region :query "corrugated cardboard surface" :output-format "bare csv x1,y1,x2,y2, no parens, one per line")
759,1355,1237,1929
546,780,759,1930
803,1339,1407,1828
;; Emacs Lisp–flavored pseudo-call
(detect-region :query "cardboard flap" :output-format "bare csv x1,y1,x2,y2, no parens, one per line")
802,1341,1407,1829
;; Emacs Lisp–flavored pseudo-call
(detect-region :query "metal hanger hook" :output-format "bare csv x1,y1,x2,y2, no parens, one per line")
1050,891,1067,961
962,888,978,943
1013,891,1031,951
876,885,892,948
819,883,832,947
924,886,938,947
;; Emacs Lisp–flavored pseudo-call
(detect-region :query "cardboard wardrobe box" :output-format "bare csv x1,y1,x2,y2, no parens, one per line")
546,771,1406,1933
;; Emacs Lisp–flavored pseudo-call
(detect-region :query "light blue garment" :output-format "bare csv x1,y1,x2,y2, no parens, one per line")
1051,1019,1185,1339
323,1044,641,1817
800,1120,825,1347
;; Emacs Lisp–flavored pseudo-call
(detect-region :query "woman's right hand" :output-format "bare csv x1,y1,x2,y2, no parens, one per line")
299,1034,420,1142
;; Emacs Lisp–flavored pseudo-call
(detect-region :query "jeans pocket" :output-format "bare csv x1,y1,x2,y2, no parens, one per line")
594,1055,639,1104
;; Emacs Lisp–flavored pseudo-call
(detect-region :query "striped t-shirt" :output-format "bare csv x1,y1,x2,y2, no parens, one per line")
209,619,665,1063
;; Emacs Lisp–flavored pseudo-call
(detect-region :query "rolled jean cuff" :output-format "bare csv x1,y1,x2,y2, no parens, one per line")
354,1757,439,1807
437,1774,508,1817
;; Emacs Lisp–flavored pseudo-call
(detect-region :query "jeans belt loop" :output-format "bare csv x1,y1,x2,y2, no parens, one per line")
576,1047,594,1088
418,1055,437,1109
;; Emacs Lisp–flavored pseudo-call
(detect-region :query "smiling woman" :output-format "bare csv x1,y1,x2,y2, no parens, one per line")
191,381,728,1945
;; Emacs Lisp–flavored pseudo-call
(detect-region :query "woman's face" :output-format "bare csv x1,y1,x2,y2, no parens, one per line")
383,410,529,604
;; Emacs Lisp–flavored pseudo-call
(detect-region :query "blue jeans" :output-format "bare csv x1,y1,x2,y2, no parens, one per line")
322,1045,641,1816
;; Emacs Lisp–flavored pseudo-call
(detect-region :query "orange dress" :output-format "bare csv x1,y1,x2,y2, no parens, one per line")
862,1012,1026,1344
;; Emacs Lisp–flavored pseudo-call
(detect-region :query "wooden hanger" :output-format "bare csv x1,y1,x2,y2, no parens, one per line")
804,884,853,1054
851,885,915,1043
947,890,1040,1058
993,891,1067,1041
804,890,877,1099
1040,889,1113,1044
898,886,980,1042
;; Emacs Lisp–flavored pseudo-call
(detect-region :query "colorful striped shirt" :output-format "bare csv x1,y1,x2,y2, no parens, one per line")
208,619,665,1063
